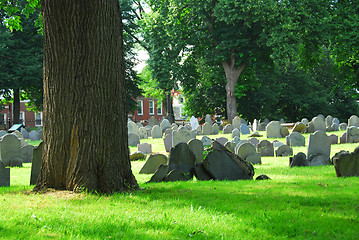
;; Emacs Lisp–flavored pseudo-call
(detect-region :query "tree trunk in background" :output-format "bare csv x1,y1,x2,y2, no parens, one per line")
13,88,20,125
165,92,175,123
222,60,246,122
35,0,138,193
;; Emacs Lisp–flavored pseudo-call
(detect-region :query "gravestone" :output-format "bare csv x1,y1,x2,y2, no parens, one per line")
212,123,219,135
201,135,212,147
332,148,359,177
346,126,359,143
253,119,258,132
21,128,30,139
168,143,196,179
30,142,43,185
128,133,140,147
38,129,43,140
340,132,347,144
273,141,284,148
188,139,204,163
164,169,190,182
0,134,22,167
148,164,169,183
130,151,146,161
339,123,347,131
301,118,309,125
194,162,213,181
231,136,241,145
215,137,228,146
258,122,267,131
250,132,262,137
29,130,41,141
275,145,293,157
139,154,168,174
312,116,326,132
145,125,152,137
286,132,305,147
232,128,240,138
332,118,340,126
289,152,309,168
203,143,254,180
329,134,338,145
160,119,171,131
331,123,339,131
280,127,290,137
232,116,242,130
205,114,212,125
190,116,199,130
136,122,143,128
257,140,274,157
348,115,359,127
223,124,234,134
248,137,259,147
235,142,256,160
172,128,193,147
21,145,34,163
151,125,162,139
292,122,306,133
325,115,333,128
163,133,172,152
148,116,159,127
224,141,236,152
266,121,282,138
307,130,331,166
0,162,10,187
202,122,212,135
264,118,270,124
240,124,250,135
137,142,152,154
138,127,148,139
127,121,139,135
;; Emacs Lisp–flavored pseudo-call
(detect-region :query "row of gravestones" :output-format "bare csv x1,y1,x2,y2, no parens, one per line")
0,128,43,141
0,135,42,187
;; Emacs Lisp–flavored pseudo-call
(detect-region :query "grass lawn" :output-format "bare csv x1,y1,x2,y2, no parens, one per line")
0,131,358,239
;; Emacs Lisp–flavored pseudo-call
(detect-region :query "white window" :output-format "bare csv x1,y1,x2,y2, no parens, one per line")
157,102,162,115
149,100,154,115
35,112,43,126
137,100,143,115
19,111,25,125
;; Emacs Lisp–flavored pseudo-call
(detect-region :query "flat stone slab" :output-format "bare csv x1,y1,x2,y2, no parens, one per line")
130,151,146,161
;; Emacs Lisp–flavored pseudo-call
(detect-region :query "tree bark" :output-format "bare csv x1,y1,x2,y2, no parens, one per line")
13,88,20,125
35,0,138,193
165,92,175,124
222,60,246,122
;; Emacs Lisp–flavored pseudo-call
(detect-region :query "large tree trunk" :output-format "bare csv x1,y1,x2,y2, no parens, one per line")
35,0,138,193
222,60,246,122
13,88,20,125
165,92,175,124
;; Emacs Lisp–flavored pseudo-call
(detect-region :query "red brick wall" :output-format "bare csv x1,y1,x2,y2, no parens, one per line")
129,97,163,123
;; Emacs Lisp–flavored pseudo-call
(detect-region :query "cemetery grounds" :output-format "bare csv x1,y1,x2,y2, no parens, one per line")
0,130,358,239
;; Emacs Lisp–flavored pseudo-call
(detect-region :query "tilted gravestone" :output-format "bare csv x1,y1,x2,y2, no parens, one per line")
202,122,212,135
168,142,196,179
348,115,359,127
212,123,219,135
286,132,305,147
280,127,290,137
0,134,22,167
289,152,309,168
275,145,293,157
151,125,162,139
258,122,267,131
188,139,204,163
223,124,234,134
139,154,168,174
240,124,250,135
346,126,359,143
266,121,282,138
0,162,10,187
147,164,169,183
164,169,190,182
130,151,146,161
332,148,359,177
201,135,212,148
172,127,193,147
307,130,331,166
235,142,261,165
292,122,306,133
215,137,228,146
194,162,213,180
203,142,254,180
137,142,152,154
224,141,236,153
163,133,172,152
128,133,140,147
30,141,43,185
232,116,242,130
257,140,274,157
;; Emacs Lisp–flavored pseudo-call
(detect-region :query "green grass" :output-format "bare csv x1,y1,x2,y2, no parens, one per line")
1,130,358,239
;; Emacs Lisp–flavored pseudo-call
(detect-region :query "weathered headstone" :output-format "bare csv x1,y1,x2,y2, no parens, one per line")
0,134,22,167
340,132,347,144
292,122,306,133
168,142,196,179
0,130,7,138
332,148,359,177
137,142,152,154
21,145,34,163
307,130,331,166
248,137,259,147
224,141,236,152
331,123,339,131
160,119,171,131
148,116,159,127
289,152,309,168
138,127,148,139
202,122,212,135
145,125,152,137
163,133,172,152
172,127,193,147
215,137,228,146
190,116,199,130
301,118,309,125
346,126,359,143
29,130,41,141
273,141,284,148
312,116,326,132
151,125,162,139
266,121,282,138
339,123,347,131
235,142,256,160
30,142,43,185
0,162,10,187
128,121,139,135
240,124,250,135
205,114,212,125
128,133,140,147
223,124,234,134
136,122,143,128
257,140,274,157
194,162,213,180
348,115,359,127
329,134,338,145
286,132,305,147
212,123,219,135
188,139,204,163
139,154,168,174
275,145,293,157
232,128,240,138
21,128,29,139
201,135,212,147
148,164,169,183
130,151,146,161
258,122,267,131
164,169,190,182
325,115,333,128
280,127,290,137
232,116,241,130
